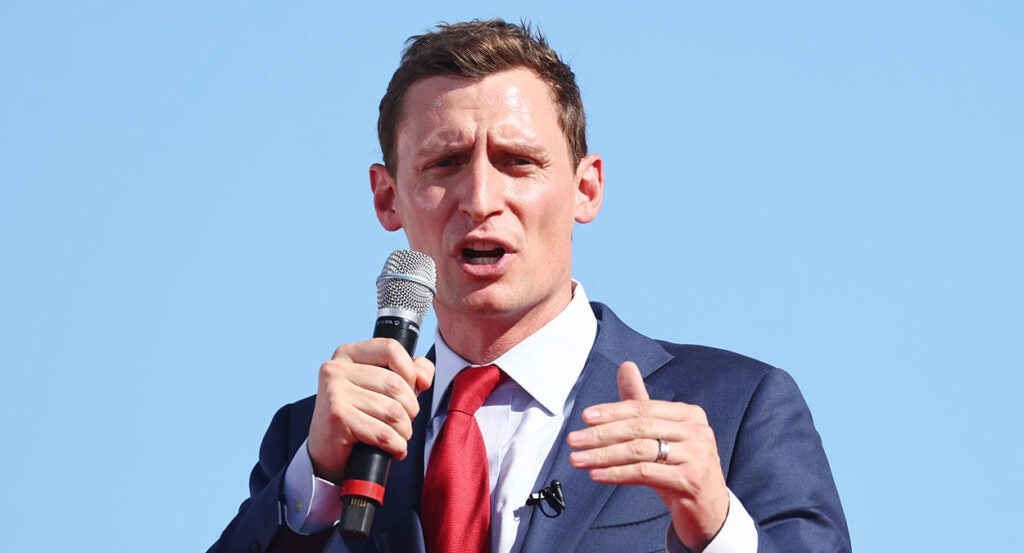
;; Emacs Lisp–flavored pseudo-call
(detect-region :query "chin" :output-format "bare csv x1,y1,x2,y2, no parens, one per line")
443,285,521,318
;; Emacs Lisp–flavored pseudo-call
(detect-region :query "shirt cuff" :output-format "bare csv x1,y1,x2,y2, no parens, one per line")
282,438,343,534
666,489,758,553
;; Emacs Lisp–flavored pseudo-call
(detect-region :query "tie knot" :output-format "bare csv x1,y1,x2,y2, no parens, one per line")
448,365,507,415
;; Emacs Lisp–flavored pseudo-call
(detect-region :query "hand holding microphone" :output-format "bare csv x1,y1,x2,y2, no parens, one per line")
305,250,436,539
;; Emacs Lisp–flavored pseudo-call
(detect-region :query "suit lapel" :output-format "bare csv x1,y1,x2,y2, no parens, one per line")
372,307,677,553
520,304,675,553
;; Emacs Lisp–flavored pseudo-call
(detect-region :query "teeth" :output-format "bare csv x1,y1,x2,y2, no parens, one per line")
463,247,505,265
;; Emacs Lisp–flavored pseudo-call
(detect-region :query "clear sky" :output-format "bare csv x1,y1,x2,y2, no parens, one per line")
2,1,1021,551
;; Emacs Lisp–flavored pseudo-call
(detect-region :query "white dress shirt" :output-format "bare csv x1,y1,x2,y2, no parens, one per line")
426,281,597,552
282,281,756,552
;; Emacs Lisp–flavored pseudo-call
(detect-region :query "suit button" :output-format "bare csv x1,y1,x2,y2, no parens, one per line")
249,543,260,553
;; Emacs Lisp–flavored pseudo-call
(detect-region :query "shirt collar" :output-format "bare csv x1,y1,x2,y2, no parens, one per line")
431,281,598,417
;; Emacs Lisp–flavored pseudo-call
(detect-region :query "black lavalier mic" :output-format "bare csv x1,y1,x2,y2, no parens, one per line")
526,480,566,517
337,249,436,540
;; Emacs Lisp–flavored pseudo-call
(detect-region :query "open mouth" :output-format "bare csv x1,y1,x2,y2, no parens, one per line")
462,247,505,265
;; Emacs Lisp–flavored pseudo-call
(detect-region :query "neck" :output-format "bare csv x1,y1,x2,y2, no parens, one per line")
436,286,573,365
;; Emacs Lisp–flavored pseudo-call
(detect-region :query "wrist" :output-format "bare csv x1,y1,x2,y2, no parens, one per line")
667,491,729,551
308,442,348,484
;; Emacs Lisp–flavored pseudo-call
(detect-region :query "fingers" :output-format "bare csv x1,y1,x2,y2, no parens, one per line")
308,338,436,480
581,361,706,427
580,399,704,429
568,422,709,467
569,361,710,467
586,459,682,487
333,338,424,392
566,358,719,483
318,360,415,442
569,413,687,450
567,360,729,549
330,338,436,421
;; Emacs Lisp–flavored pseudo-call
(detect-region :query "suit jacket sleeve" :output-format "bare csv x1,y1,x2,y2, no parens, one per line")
207,399,335,553
726,368,851,552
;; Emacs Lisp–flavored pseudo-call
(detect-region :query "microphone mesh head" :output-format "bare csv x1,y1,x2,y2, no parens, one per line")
377,250,436,319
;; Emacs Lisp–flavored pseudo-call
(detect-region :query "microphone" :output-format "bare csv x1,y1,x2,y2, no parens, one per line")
526,480,566,517
337,249,436,539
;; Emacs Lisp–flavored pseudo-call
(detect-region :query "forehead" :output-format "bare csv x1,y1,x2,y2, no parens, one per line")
395,67,561,145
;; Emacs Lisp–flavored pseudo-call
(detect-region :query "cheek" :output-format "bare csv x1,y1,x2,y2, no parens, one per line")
397,185,446,222
519,187,578,233
396,190,450,253
400,183,449,215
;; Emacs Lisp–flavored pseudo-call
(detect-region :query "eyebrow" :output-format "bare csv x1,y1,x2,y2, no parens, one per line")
412,130,551,163
495,140,551,163
411,129,471,160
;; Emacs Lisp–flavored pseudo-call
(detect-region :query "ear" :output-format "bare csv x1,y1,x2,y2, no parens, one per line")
370,163,403,231
573,153,604,224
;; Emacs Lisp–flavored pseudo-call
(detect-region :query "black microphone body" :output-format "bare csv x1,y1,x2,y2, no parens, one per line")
338,250,436,540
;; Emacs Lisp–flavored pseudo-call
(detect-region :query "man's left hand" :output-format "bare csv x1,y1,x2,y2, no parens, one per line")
567,361,730,552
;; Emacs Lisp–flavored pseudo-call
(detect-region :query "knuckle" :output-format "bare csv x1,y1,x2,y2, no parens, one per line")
629,417,651,437
384,399,405,424
319,361,336,378
376,426,405,450
382,371,406,396
667,470,689,493
687,403,709,423
685,421,715,445
332,344,354,360
372,423,391,444
628,439,649,458
382,338,406,358
326,408,346,428
632,401,651,417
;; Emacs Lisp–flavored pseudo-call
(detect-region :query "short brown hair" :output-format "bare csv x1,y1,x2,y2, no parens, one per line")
378,19,587,173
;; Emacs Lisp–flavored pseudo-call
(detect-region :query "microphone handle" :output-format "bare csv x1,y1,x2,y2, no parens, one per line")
336,315,422,539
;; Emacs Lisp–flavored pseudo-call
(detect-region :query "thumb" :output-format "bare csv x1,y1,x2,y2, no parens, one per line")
412,356,436,395
617,361,650,401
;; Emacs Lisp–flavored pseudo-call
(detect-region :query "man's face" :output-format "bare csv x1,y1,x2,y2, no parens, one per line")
371,67,603,329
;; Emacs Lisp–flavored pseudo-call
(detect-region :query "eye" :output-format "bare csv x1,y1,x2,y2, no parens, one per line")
497,148,547,171
424,152,469,172
422,158,460,175
501,154,539,169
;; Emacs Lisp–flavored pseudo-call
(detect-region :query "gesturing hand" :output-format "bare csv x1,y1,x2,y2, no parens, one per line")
567,361,730,551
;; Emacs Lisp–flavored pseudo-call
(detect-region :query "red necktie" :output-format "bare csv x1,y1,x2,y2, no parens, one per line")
422,365,508,553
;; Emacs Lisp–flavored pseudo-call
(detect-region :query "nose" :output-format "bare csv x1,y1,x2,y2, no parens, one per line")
458,153,505,222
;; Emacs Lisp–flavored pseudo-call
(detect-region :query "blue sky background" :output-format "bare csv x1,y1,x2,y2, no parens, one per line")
2,1,1021,551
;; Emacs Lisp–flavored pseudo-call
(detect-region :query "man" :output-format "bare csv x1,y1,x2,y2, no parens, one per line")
209,19,850,553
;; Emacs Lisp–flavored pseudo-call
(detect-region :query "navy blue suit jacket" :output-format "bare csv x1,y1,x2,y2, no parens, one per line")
209,303,850,552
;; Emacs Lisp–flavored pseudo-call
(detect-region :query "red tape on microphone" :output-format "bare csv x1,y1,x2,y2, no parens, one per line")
340,479,386,505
